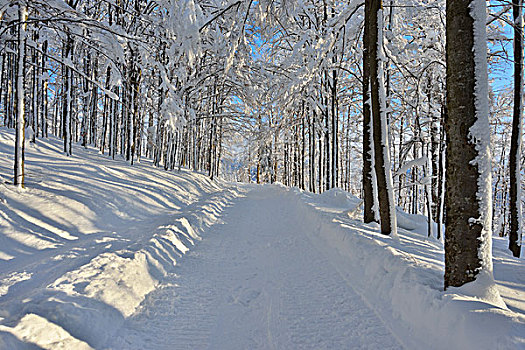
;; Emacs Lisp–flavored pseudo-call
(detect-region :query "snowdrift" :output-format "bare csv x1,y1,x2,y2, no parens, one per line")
298,187,525,349
0,128,242,349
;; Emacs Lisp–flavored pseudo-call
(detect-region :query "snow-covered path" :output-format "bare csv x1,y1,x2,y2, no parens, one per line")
110,186,402,349
1,130,523,349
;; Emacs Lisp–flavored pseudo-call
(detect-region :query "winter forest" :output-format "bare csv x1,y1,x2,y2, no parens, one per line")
0,0,524,348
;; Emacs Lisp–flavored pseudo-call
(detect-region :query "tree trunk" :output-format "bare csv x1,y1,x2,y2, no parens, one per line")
324,83,330,191
444,0,494,289
31,42,38,142
369,0,397,235
41,40,49,138
509,0,523,258
362,0,376,223
309,109,316,193
7,48,15,128
331,70,338,189
62,36,73,156
301,108,306,190
14,3,27,188
437,103,447,241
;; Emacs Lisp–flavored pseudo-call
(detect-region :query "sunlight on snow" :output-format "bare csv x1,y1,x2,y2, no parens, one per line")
0,314,93,350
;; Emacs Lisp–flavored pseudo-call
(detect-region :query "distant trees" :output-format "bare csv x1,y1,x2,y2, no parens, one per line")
0,0,522,258
1,0,256,184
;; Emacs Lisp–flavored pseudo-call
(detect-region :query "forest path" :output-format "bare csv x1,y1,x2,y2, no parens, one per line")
110,185,403,349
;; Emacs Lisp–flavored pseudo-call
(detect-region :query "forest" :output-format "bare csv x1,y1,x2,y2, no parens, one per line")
0,0,524,348
0,0,523,319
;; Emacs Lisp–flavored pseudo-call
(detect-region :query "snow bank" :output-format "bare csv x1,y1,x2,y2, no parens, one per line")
0,313,93,350
295,187,525,349
0,128,242,348
317,188,362,208
306,187,434,233
50,251,157,318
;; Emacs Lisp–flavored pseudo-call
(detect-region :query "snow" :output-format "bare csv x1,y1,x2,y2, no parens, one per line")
0,271,31,297
0,127,239,348
0,314,92,350
50,251,157,318
317,187,362,210
0,128,524,349
469,0,495,275
395,156,428,177
366,88,381,222
109,185,402,349
301,188,525,349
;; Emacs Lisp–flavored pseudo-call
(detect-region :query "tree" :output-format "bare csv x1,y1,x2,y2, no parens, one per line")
14,1,27,188
0,0,518,212
444,0,494,289
509,0,523,258
362,0,376,224
369,0,397,235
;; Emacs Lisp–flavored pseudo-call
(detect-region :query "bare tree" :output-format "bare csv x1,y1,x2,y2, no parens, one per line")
509,0,523,258
14,1,27,188
362,0,376,224
369,0,397,235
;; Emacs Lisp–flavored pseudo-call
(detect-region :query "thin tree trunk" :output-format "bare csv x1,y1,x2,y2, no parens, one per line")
62,37,73,156
31,43,38,142
301,107,306,190
324,83,330,191
437,103,446,241
363,0,376,223
41,40,49,138
331,70,338,189
370,0,397,235
509,0,523,258
14,3,27,188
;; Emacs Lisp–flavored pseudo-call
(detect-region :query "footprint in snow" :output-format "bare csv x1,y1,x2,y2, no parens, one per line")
229,289,261,307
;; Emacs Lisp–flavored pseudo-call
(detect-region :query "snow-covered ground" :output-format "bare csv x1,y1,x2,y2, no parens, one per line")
0,128,524,349
302,188,525,349
0,129,240,348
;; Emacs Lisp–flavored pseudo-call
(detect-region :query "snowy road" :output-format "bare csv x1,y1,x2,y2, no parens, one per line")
110,186,403,349
1,130,523,349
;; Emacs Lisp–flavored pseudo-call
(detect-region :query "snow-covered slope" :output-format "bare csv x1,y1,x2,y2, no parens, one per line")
0,128,242,348
302,187,525,349
0,129,524,349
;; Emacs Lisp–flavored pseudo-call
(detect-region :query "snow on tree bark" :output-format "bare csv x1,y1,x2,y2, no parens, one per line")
369,0,397,236
444,0,495,289
14,2,27,188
